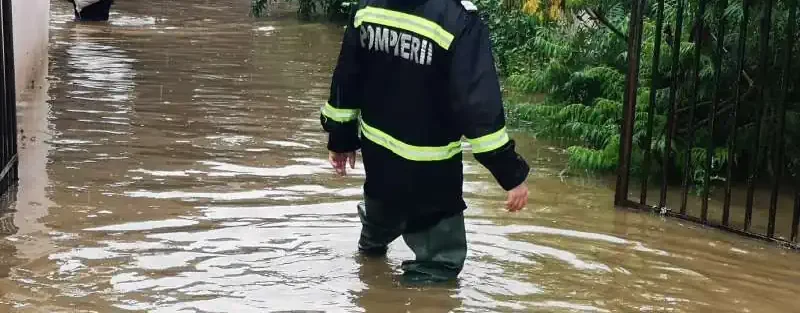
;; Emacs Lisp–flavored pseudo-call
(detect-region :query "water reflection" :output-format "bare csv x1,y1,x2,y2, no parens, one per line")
0,190,19,280
30,199,752,312
354,256,464,313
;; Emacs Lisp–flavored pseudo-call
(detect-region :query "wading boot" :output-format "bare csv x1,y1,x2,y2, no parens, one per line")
400,211,467,285
356,198,468,284
72,0,114,22
357,201,403,257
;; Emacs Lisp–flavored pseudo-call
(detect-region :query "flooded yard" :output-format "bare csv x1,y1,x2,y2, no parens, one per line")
0,0,799,312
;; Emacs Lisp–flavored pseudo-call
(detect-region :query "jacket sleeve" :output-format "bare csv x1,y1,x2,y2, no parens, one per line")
321,8,362,153
447,12,530,191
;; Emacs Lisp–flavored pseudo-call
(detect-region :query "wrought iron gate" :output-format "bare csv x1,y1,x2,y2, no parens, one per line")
0,0,17,197
616,0,799,249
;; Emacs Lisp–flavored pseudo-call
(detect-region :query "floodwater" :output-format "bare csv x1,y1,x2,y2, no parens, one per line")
1,1,800,312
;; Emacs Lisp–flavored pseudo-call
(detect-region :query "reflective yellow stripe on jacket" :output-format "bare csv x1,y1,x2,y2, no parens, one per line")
353,7,455,50
321,102,359,123
466,127,510,154
360,120,462,161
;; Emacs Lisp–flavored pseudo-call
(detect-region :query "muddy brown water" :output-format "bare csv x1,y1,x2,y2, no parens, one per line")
1,1,799,312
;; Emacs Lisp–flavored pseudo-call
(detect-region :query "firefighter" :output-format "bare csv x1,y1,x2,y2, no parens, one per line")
321,0,530,283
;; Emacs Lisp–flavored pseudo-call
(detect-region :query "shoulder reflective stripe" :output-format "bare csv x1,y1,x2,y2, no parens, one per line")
321,102,360,122
467,127,510,154
354,7,454,50
360,120,462,161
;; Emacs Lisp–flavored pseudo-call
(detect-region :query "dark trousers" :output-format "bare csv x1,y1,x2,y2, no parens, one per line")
73,0,114,21
357,197,467,282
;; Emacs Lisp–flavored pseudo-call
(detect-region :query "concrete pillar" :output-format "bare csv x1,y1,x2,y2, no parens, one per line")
11,0,51,236
12,0,49,100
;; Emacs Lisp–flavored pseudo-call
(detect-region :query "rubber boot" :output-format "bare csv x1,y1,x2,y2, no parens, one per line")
356,198,468,284
73,0,114,22
400,212,467,284
357,200,404,257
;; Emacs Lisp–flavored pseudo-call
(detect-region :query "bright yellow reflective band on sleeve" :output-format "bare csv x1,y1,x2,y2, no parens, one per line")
467,127,510,154
354,7,455,50
321,102,360,123
360,120,462,161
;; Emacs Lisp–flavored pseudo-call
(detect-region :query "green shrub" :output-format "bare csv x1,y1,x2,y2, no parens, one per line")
482,0,798,194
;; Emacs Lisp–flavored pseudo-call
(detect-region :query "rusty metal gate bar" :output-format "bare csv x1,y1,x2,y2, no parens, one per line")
616,0,800,249
0,0,17,196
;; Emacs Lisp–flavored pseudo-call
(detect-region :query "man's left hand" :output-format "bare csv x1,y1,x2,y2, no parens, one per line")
329,151,357,176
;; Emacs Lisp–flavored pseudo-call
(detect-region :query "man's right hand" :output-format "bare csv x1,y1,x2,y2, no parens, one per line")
506,182,529,212
329,151,357,176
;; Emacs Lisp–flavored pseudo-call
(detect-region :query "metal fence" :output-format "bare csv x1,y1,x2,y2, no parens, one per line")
616,0,799,249
0,0,17,197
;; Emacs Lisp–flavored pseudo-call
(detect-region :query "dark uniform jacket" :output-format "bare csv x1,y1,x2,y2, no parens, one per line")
321,0,530,217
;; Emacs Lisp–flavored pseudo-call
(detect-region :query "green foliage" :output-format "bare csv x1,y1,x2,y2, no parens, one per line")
477,0,543,75
508,98,622,170
566,136,620,171
489,0,798,193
